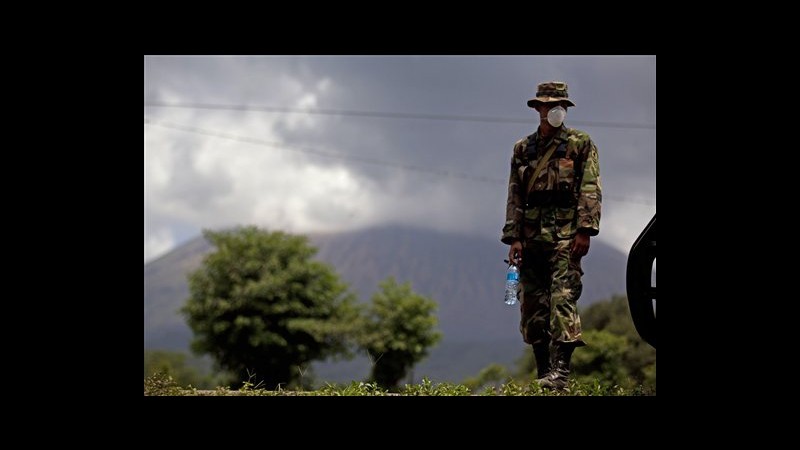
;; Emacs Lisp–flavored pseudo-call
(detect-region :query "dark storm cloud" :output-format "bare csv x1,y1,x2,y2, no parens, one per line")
144,56,655,261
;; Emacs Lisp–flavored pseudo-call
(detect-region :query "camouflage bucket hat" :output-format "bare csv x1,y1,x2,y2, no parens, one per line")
527,81,576,108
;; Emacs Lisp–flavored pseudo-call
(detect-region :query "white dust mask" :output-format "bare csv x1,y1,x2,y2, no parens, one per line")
546,106,566,127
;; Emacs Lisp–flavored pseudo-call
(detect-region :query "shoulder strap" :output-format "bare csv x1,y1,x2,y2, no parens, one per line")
526,143,559,197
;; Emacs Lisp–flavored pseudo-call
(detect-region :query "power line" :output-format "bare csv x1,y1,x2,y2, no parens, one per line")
144,118,500,184
144,118,656,207
143,101,656,130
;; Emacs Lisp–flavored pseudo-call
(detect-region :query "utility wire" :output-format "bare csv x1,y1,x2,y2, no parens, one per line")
144,118,656,207
144,101,656,130
144,118,499,184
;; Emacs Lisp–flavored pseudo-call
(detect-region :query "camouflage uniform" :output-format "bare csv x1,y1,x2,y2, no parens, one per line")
500,82,602,358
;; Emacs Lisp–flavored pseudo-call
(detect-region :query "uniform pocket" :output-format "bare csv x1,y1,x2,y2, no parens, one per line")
522,208,540,240
555,207,574,221
558,158,575,190
555,207,575,238
524,208,541,221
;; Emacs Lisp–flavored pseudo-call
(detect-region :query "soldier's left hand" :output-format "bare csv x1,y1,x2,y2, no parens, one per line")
572,231,590,258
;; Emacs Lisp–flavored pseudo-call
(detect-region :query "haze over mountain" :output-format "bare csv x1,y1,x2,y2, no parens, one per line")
144,225,629,382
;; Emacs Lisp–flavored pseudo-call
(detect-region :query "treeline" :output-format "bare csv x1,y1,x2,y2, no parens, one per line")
145,226,654,394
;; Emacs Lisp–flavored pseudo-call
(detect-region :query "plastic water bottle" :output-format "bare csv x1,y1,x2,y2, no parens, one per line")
504,264,520,305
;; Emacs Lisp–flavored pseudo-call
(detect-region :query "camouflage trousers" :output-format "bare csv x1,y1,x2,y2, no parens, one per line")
519,239,587,347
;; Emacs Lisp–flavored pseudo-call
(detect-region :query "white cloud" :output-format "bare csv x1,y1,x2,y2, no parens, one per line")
596,201,656,255
144,227,175,262
145,73,375,262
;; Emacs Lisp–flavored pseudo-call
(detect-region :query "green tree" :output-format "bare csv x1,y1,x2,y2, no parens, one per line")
181,226,358,389
581,295,656,388
570,329,630,386
358,277,442,390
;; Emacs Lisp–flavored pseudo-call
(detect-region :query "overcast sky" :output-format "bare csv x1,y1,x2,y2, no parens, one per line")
144,55,655,263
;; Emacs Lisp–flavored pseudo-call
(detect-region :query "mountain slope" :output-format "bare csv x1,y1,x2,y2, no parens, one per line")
144,225,629,380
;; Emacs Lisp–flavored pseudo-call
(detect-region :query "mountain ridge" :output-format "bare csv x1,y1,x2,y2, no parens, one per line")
144,224,629,381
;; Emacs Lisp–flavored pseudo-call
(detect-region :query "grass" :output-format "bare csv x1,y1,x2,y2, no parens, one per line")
144,372,654,396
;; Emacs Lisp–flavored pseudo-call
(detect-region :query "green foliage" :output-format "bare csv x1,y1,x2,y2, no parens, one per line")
581,294,639,335
144,350,198,385
181,226,359,389
481,379,628,396
318,381,387,396
144,350,232,389
513,295,655,392
552,379,627,396
499,380,526,396
571,330,630,386
143,374,647,396
579,295,656,390
357,277,443,390
144,372,183,396
462,363,509,391
400,377,471,396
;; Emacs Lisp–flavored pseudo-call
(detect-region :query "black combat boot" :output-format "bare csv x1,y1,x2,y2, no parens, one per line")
538,343,575,390
532,344,551,380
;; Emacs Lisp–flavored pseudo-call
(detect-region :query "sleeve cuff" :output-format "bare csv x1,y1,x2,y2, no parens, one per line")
501,221,520,244
501,235,520,245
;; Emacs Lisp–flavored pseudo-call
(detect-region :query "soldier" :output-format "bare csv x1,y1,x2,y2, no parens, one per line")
501,81,602,389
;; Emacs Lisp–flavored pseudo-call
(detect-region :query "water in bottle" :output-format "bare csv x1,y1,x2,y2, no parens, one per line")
504,264,520,305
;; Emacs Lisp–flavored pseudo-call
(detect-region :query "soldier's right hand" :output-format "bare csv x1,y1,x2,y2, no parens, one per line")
509,241,523,266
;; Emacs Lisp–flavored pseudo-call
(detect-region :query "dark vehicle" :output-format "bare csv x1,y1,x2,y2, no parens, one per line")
626,214,656,348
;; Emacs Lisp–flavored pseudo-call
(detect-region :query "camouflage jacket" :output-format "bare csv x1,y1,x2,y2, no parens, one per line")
501,126,601,245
